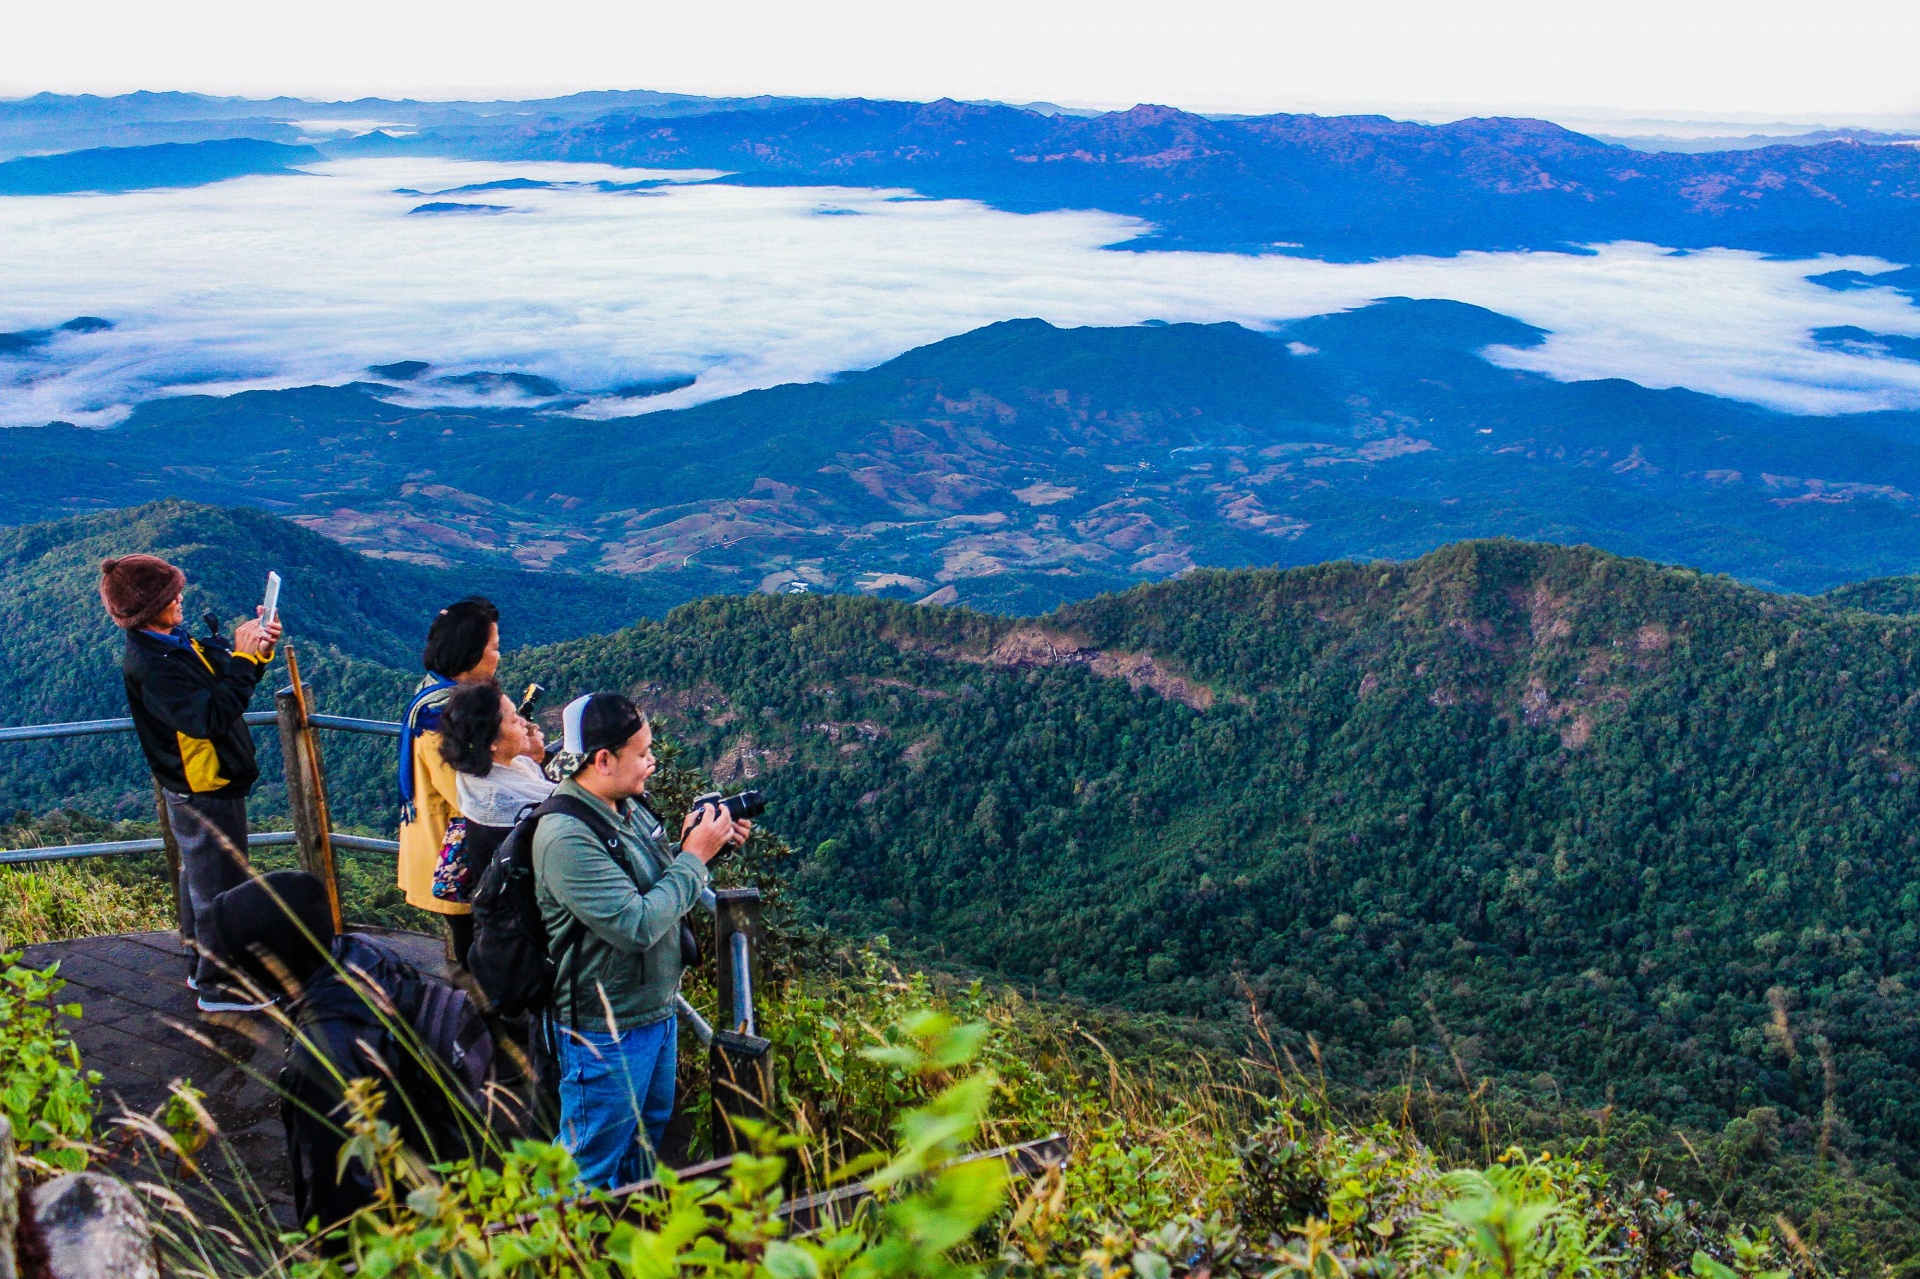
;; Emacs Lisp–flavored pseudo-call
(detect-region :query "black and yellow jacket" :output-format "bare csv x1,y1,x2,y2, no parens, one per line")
121,627,273,798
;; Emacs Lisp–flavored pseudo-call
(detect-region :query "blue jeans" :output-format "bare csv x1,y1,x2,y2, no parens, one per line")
555,1014,677,1189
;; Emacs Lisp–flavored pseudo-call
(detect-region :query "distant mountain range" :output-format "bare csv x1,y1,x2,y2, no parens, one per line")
4,92,1920,607
10,301,1920,605
0,89,829,160
504,99,1920,260
7,92,1920,263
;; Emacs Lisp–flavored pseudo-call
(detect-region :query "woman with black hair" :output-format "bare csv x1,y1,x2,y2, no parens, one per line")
433,680,554,917
397,596,501,964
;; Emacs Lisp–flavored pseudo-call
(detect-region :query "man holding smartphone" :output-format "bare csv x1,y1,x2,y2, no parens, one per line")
100,554,282,1012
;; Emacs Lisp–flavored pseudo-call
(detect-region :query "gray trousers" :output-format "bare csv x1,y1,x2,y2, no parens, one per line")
162,790,251,984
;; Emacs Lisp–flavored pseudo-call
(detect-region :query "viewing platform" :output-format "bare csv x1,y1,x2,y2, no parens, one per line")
21,926,449,1216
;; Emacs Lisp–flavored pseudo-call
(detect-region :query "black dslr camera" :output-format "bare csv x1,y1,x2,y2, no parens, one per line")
692,789,766,824
691,789,764,860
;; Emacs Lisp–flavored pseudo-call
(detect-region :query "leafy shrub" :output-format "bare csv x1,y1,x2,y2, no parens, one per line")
0,951,98,1171
278,1013,1009,1279
1234,1124,1329,1240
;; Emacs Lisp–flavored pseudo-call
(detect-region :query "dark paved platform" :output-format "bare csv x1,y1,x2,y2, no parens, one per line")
24,927,449,1218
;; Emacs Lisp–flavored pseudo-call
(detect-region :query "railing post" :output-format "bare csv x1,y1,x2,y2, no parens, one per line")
275,683,343,931
150,780,185,943
714,888,762,1033
710,887,771,1156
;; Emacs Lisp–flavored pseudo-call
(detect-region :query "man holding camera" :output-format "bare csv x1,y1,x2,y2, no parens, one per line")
100,554,281,1013
535,692,748,1188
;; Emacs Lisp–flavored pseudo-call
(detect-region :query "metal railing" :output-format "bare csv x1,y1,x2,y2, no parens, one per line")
0,709,400,744
0,702,402,870
0,829,398,867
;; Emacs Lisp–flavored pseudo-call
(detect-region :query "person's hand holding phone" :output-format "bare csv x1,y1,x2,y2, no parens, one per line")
234,604,283,657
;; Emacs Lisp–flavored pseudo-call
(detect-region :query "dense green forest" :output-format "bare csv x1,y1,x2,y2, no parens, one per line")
492,540,1920,1268
19,505,1920,1267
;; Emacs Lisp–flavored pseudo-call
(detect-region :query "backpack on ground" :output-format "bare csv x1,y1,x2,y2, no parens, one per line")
465,793,627,1018
281,934,489,1234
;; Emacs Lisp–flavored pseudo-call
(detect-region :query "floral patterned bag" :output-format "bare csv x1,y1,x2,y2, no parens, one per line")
431,816,471,902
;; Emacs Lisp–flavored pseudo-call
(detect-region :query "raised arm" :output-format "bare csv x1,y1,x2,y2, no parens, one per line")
535,816,711,954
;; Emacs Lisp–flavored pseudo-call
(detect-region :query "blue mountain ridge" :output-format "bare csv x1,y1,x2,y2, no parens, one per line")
8,94,1920,263
501,99,1920,262
0,138,320,194
0,316,112,354
5,299,1920,604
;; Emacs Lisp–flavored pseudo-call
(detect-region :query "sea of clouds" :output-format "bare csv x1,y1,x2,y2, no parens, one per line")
1,157,1919,429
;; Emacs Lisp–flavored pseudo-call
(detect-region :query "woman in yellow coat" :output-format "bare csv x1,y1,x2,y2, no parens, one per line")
397,596,501,965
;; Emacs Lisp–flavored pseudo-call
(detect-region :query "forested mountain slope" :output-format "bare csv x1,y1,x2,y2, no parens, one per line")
13,501,1920,1259
0,501,666,823
11,304,1920,606
500,539,1920,1250
1822,572,1920,616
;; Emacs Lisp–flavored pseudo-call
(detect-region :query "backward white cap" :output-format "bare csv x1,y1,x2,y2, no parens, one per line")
561,694,592,757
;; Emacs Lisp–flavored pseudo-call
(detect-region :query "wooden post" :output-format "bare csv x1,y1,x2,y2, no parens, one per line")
711,887,770,1155
273,689,318,870
150,780,186,943
274,646,343,932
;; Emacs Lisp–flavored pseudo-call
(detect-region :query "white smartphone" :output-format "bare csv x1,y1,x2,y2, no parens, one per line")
262,570,282,627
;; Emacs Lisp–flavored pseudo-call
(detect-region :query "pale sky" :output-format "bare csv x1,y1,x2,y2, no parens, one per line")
4,0,1919,123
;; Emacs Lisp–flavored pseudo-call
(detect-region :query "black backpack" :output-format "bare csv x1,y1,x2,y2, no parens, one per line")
282,935,489,1235
466,793,628,1017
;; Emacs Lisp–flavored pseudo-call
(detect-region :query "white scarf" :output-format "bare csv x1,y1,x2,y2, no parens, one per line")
455,755,556,828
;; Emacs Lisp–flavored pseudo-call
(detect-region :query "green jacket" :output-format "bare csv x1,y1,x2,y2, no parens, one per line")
533,778,711,1030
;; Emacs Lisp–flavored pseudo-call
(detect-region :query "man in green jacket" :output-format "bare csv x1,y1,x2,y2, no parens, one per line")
534,692,747,1188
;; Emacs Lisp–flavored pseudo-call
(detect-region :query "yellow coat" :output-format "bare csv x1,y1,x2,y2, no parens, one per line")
397,728,469,915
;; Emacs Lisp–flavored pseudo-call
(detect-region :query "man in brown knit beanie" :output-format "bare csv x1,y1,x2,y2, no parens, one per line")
101,554,282,1012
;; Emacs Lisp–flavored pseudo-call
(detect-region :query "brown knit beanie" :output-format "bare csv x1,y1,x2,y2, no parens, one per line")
99,555,186,630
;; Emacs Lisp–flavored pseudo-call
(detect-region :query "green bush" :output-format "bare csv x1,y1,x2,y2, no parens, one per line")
281,1014,1010,1279
0,950,98,1172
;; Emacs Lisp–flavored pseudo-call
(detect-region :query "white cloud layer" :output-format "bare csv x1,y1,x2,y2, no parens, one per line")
1,157,1919,430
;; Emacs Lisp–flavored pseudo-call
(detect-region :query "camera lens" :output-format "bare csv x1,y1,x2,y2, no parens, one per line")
724,790,767,821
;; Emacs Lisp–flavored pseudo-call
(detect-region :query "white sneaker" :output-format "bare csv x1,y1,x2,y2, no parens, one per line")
196,990,274,1014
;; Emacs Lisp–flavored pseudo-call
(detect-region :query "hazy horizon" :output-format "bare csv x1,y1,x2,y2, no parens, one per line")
3,87,1918,142
5,0,1918,124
